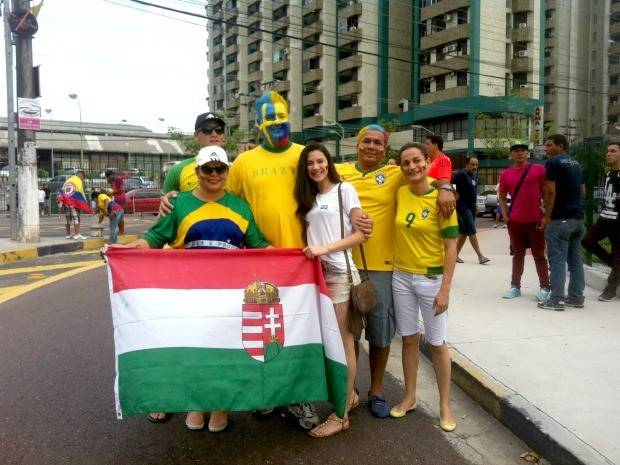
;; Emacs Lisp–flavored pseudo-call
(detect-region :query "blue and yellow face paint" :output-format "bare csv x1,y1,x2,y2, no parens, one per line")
256,91,291,148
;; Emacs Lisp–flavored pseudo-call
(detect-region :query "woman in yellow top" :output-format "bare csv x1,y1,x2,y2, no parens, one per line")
390,142,460,431
91,191,124,244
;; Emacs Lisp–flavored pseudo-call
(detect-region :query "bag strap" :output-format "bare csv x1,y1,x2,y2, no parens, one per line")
337,183,370,285
510,162,532,208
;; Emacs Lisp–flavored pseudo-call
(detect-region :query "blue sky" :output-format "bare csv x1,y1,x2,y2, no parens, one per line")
1,0,209,133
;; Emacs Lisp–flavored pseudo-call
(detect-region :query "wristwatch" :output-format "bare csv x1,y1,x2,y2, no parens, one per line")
438,184,455,192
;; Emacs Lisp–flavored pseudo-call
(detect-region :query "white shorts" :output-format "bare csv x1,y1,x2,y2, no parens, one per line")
392,268,447,346
322,261,360,305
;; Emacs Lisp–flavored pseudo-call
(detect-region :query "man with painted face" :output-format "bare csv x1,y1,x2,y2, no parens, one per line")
226,91,318,429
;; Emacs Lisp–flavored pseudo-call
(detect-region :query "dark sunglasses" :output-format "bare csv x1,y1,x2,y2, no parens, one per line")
200,164,228,175
199,126,225,135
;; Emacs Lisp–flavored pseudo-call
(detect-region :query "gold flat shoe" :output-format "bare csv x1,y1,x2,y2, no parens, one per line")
439,419,456,432
389,402,417,418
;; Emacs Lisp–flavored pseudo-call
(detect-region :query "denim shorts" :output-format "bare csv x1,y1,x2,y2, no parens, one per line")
354,270,396,348
321,262,360,305
457,208,477,236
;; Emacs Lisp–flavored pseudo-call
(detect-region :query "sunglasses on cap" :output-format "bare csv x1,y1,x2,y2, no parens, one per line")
199,164,228,175
199,126,225,135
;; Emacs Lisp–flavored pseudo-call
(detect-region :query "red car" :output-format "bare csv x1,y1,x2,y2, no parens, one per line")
124,188,162,214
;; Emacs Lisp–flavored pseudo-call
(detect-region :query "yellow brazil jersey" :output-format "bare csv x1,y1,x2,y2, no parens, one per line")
336,163,407,271
394,186,459,275
163,156,199,193
227,143,304,248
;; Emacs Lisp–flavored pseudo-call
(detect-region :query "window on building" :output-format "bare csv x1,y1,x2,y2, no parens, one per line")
225,0,236,11
226,35,237,47
213,21,222,30
213,67,223,77
303,11,319,26
419,80,431,94
274,6,288,21
544,47,552,58
273,27,287,43
513,72,527,88
436,75,446,91
226,53,237,65
457,9,468,24
545,10,554,20
457,71,468,86
248,21,260,35
545,28,555,38
212,2,222,15
544,66,551,76
213,52,222,63
303,57,320,72
248,2,260,15
214,99,224,110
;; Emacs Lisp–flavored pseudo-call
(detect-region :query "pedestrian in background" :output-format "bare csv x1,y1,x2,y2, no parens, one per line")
105,169,126,237
498,140,550,301
58,170,92,240
538,134,585,311
425,135,452,185
390,142,459,432
91,191,124,245
451,157,490,265
581,142,620,302
37,186,46,217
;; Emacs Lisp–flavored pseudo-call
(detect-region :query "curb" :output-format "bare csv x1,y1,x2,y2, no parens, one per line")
0,235,139,264
419,336,614,465
584,265,610,292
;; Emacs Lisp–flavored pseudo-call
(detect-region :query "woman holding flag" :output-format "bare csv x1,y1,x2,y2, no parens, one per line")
58,170,93,240
294,142,368,438
106,146,271,433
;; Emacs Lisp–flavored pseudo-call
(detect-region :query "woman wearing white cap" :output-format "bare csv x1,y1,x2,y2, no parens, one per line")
107,145,271,433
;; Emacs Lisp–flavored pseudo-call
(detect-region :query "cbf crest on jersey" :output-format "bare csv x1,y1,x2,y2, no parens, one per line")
375,171,386,185
242,275,284,362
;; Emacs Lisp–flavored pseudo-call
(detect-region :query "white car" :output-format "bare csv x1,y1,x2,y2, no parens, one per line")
0,165,10,177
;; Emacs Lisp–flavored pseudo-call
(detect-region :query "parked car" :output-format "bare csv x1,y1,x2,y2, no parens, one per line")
63,167,85,175
1,165,11,178
124,188,162,214
124,177,157,190
476,190,497,217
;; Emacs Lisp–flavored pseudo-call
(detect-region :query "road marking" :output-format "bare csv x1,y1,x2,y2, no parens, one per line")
0,261,105,305
0,260,102,276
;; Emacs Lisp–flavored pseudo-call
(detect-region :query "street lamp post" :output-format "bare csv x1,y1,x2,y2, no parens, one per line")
45,108,54,177
324,120,345,163
68,94,84,167
411,124,435,135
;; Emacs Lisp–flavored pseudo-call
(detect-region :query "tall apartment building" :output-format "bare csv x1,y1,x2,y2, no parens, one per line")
205,1,614,159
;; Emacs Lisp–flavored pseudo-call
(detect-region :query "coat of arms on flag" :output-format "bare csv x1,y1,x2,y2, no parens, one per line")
242,276,284,362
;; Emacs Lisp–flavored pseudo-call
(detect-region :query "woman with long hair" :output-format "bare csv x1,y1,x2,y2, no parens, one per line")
390,142,459,431
294,142,367,438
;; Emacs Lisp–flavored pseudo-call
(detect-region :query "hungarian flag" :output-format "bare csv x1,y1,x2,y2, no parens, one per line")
105,248,348,419
57,175,93,213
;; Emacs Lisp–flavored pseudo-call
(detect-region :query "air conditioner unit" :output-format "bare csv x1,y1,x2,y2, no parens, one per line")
446,44,457,52
519,84,529,88
444,14,452,22
429,76,435,82
349,26,357,31
518,22,527,28
516,50,528,57
348,0,355,5
283,48,290,56
352,103,359,107
448,71,456,77
316,85,322,91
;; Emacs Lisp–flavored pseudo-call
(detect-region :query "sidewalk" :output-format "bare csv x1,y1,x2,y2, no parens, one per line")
0,217,617,464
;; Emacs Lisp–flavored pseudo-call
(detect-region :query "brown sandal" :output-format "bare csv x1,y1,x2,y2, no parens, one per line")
349,389,360,412
308,413,350,438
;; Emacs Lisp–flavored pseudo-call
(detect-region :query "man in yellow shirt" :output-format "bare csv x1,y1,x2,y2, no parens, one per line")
338,125,456,418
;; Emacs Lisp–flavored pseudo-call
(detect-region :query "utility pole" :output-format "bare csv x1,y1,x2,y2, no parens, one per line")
3,0,17,240
11,0,40,241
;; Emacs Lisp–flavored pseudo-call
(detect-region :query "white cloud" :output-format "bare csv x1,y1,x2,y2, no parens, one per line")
1,0,209,133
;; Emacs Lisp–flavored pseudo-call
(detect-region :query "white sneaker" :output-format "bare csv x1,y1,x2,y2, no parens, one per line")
66,235,72,239
73,234,87,240
493,224,498,229
502,224,507,229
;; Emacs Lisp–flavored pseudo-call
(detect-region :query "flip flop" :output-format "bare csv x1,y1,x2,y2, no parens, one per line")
479,257,490,265
147,412,171,423
456,257,464,263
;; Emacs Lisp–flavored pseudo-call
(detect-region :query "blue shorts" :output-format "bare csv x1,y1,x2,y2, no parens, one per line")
457,208,477,236
354,271,395,348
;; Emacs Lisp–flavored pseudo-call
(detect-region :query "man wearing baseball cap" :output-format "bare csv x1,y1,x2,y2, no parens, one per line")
498,140,550,301
163,113,228,194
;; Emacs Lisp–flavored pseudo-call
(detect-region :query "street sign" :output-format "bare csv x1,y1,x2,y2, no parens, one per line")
17,97,41,130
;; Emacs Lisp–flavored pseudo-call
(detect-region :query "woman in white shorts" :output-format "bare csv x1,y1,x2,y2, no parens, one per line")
390,142,460,431
294,142,367,438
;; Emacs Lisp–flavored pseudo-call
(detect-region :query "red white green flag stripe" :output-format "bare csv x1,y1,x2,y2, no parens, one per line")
105,248,348,418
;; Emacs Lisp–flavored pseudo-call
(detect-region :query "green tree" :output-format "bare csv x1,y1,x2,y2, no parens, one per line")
168,127,199,155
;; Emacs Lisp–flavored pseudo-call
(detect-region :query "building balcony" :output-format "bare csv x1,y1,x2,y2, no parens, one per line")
610,43,620,56
511,86,534,98
611,22,620,37
610,63,620,76
226,61,240,74
609,102,620,116
304,43,323,57
273,80,291,93
248,70,264,83
211,43,223,55
545,16,556,29
420,86,469,105
213,75,225,86
420,23,470,51
511,26,534,43
273,59,290,74
211,26,223,39
421,0,470,21
339,54,363,72
226,44,239,55
303,68,323,84
303,20,323,38
303,115,324,127
303,0,323,14
228,115,240,127
248,10,262,19
212,91,224,102
224,7,238,21
338,80,362,95
545,36,557,48
546,0,556,9
612,1,620,15
227,25,239,35
511,56,534,73
546,55,556,67
608,84,620,96
339,27,363,47
512,0,534,12
420,54,469,79
545,75,556,86
340,1,363,18
227,97,240,109
248,50,263,63
339,105,362,121
544,92,556,103
275,37,291,48
303,91,323,106
274,16,291,28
